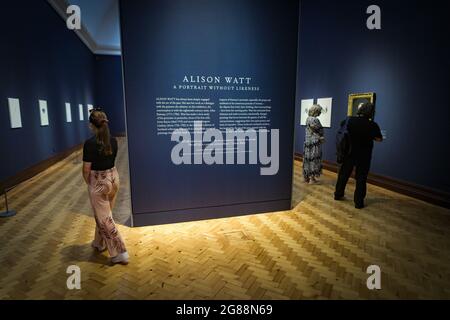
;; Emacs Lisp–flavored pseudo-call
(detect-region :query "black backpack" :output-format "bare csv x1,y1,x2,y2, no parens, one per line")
336,117,352,164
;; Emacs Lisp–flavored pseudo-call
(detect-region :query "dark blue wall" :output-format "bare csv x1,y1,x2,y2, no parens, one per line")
95,55,126,136
295,0,450,193
0,1,96,182
120,0,299,226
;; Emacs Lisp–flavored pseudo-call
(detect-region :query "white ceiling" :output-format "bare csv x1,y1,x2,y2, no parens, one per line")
48,0,121,55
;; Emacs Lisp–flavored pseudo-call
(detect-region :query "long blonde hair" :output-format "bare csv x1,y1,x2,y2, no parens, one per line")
89,110,112,156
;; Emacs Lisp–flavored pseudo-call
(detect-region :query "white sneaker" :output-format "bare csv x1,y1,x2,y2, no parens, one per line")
111,252,129,265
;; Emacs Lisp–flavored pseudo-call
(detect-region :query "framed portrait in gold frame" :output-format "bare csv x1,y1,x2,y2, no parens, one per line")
347,92,376,117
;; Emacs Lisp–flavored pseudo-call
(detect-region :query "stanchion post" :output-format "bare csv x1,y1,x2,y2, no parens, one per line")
0,188,16,218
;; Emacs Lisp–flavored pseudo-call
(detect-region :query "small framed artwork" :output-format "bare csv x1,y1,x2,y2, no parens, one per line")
8,98,23,129
300,98,333,128
65,103,72,123
316,97,333,128
300,99,314,126
79,104,84,121
348,92,376,117
39,100,50,126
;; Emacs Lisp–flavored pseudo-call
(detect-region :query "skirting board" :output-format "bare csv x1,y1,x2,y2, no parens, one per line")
0,143,83,192
132,199,292,227
0,135,126,192
294,153,450,209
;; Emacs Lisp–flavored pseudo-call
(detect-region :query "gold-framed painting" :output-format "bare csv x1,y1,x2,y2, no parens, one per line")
347,92,376,117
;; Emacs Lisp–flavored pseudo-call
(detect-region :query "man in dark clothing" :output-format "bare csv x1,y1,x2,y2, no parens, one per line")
334,102,383,209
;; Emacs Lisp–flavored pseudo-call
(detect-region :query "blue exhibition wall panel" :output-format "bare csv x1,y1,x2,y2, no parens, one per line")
0,1,96,183
95,55,126,136
120,0,299,226
295,0,450,193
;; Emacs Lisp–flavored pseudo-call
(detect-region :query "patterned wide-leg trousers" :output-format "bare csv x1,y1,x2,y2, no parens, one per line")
88,168,127,257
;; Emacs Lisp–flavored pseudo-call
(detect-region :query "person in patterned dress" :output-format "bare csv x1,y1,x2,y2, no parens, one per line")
303,104,325,184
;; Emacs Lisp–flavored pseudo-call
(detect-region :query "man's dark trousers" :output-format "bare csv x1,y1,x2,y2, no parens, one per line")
335,151,372,206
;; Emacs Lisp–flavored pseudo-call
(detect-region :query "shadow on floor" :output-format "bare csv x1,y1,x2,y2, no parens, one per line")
76,209,131,227
291,187,313,209
364,197,422,209
60,244,111,266
328,196,409,208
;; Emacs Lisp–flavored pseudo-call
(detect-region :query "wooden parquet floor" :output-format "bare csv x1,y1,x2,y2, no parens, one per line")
1,138,450,300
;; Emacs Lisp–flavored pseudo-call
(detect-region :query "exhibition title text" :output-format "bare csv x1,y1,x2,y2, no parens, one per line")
183,75,252,85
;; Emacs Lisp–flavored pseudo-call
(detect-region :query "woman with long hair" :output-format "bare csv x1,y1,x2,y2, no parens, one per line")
303,104,325,184
82,108,129,265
